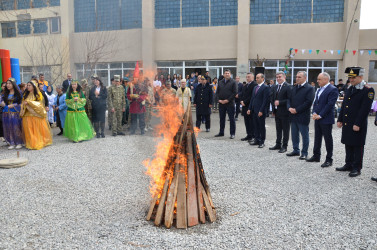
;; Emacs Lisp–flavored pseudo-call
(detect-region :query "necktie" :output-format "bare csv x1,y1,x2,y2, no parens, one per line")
315,87,322,102
277,85,281,93
255,85,260,95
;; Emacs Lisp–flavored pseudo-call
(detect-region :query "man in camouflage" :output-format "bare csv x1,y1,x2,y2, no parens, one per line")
108,77,116,130
108,75,126,136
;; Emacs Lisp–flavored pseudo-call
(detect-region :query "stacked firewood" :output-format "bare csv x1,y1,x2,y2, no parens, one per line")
146,108,216,228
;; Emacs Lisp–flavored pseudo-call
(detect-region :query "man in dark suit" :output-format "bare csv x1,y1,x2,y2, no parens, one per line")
240,72,257,143
269,71,291,153
306,72,339,167
234,76,243,121
62,73,73,93
215,69,238,139
286,71,315,160
336,67,375,177
372,114,377,182
194,76,213,132
247,73,270,148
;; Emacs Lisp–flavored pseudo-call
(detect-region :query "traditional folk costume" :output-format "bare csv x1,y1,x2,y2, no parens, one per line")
176,83,191,112
1,93,23,147
64,90,95,142
127,83,147,135
54,92,67,135
20,87,53,150
46,87,56,124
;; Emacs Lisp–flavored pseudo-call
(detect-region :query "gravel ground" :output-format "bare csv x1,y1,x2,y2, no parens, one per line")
1,112,377,249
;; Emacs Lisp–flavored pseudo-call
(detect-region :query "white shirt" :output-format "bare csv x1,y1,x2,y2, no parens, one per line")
153,80,161,87
316,82,330,99
96,87,101,93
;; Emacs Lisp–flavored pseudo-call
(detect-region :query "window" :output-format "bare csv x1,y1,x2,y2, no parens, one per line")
0,0,15,10
1,22,16,38
33,0,47,8
155,0,181,29
50,17,60,33
17,0,30,9
97,0,120,31
210,0,237,26
250,0,344,24
74,0,96,32
121,0,142,29
369,61,377,83
49,0,60,7
33,19,48,34
18,20,31,35
182,0,209,27
250,0,279,24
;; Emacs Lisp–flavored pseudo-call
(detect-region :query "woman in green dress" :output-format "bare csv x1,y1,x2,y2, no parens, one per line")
64,81,95,142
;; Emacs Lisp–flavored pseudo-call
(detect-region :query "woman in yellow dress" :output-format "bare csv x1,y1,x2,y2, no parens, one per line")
20,81,53,150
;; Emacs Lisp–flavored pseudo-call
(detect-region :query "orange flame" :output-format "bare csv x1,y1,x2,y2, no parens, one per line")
143,92,184,197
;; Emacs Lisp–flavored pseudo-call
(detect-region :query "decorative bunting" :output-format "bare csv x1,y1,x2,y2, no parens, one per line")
337,50,341,55
309,49,312,54
316,50,320,54
345,49,349,53
352,50,357,55
294,49,298,54
287,48,376,56
360,50,364,55
330,50,334,55
375,50,377,55
302,49,305,54
324,50,327,53
369,50,372,55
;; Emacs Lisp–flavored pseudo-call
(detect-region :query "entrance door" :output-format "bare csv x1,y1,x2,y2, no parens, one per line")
186,68,206,78
208,67,220,80
308,69,322,85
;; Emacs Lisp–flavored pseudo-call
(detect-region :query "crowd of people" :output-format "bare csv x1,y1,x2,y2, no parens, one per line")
0,66,376,181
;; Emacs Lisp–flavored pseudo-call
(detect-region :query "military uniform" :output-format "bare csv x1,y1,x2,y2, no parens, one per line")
108,75,126,136
107,83,115,130
337,67,375,177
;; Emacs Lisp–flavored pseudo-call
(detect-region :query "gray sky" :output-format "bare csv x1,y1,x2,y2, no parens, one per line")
360,0,377,29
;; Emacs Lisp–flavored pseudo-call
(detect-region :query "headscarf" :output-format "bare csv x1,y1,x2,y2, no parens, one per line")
46,85,54,95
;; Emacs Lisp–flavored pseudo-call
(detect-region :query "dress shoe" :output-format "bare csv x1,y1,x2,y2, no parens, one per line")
321,161,333,168
248,139,255,144
96,133,101,138
215,133,224,137
336,165,352,171
258,144,265,148
299,155,307,160
286,152,300,157
206,129,210,132
269,144,281,150
278,147,287,153
230,135,235,139
112,133,117,137
306,156,320,162
241,136,250,141
349,170,361,177
117,132,125,135
249,141,259,146
371,177,377,182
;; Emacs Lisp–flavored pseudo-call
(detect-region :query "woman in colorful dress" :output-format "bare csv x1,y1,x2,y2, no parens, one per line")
46,85,56,126
20,81,53,150
0,78,24,149
64,81,95,142
53,85,67,136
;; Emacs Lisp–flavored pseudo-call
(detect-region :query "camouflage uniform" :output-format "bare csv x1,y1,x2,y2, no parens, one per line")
108,84,126,135
107,84,114,130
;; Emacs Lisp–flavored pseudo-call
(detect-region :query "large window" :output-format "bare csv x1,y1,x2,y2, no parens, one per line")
155,0,238,29
18,20,31,35
250,0,344,24
1,0,59,10
33,19,48,34
1,22,16,38
250,60,339,85
74,0,142,32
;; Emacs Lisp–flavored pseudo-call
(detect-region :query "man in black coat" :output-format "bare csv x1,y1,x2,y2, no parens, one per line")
62,73,73,93
286,71,315,160
336,67,375,177
247,73,270,148
240,72,257,142
194,76,213,132
306,72,339,167
234,76,243,121
269,71,291,153
372,114,377,182
215,69,238,139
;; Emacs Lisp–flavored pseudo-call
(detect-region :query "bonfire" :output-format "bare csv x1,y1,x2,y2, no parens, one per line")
143,94,216,229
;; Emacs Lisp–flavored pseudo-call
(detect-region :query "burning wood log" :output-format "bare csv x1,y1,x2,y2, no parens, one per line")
145,103,216,228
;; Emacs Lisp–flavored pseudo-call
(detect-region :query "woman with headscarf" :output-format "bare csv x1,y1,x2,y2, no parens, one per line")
20,81,53,150
89,76,108,138
0,78,24,149
64,80,95,142
53,85,67,136
46,85,56,126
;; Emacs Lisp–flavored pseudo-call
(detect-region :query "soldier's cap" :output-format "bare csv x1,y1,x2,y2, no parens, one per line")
114,75,121,82
81,79,88,85
7,78,16,84
345,67,365,77
91,74,99,79
123,77,129,82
